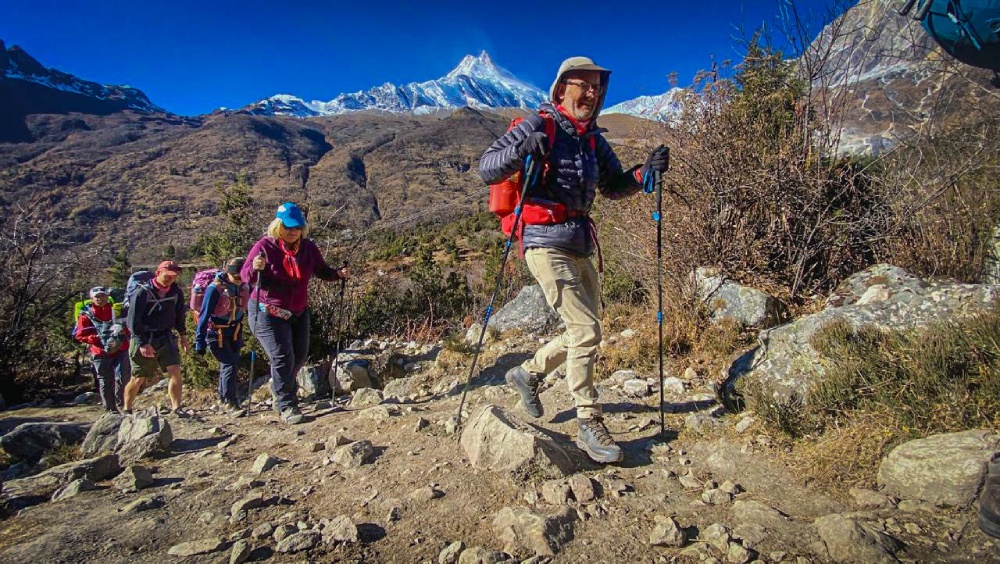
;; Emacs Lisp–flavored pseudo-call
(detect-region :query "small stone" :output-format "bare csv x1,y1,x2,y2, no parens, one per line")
231,493,264,517
439,540,465,564
120,496,163,513
167,538,226,557
324,515,359,544
679,472,702,489
332,440,375,468
719,480,743,495
735,417,756,434
701,523,732,553
387,506,402,522
297,520,309,531
251,522,274,539
276,531,321,553
230,539,251,564
444,416,459,435
328,433,352,448
769,552,787,563
541,480,572,505
702,489,733,506
410,486,444,502
620,329,637,339
273,524,296,543
904,523,922,535
251,453,281,474
51,478,95,502
726,541,752,564
568,474,596,503
310,442,325,453
116,465,154,492
649,515,687,547
209,426,223,434
415,417,430,432
849,487,894,510
623,379,652,398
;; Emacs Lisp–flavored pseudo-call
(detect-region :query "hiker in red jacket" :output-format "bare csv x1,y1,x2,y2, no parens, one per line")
75,286,130,412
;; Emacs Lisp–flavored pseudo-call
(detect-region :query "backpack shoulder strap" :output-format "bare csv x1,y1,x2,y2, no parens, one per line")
538,110,557,153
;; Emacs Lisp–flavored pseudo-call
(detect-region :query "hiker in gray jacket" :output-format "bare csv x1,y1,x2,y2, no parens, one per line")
479,56,669,464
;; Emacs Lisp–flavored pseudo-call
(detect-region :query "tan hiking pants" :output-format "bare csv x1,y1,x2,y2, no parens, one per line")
522,247,602,420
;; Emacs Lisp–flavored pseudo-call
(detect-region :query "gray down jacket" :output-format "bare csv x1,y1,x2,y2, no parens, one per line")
478,103,643,257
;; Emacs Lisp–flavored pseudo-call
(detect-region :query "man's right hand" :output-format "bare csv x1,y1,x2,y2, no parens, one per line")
139,344,156,358
519,132,549,158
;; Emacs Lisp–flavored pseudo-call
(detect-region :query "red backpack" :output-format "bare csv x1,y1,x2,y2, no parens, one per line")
488,111,597,239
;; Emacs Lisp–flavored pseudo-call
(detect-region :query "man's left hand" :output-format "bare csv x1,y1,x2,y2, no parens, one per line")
642,145,670,177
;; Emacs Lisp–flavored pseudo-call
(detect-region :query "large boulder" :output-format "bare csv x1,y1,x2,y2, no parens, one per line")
493,506,577,557
0,422,87,463
460,405,575,480
486,285,559,335
333,359,375,394
726,264,999,407
1,454,120,509
877,429,1000,508
694,267,788,328
80,412,124,457
116,412,172,464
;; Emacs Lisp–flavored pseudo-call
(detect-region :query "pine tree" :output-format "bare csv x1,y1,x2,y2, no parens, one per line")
107,248,131,288
198,171,258,266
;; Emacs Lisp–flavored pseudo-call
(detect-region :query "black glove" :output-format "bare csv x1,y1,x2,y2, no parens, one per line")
641,145,670,178
518,131,549,158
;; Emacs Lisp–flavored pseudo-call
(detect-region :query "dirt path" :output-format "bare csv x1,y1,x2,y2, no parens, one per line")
0,357,995,563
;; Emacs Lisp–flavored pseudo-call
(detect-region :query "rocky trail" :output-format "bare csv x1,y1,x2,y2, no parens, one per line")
2,266,999,563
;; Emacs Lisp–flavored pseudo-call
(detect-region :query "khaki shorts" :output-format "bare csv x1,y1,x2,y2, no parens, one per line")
129,335,181,378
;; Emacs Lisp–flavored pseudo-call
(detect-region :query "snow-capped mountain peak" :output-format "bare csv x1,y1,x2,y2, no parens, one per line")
603,87,686,122
446,51,503,80
243,52,547,117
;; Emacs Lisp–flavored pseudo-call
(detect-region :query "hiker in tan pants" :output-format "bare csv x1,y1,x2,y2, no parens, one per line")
479,56,670,464
522,248,602,420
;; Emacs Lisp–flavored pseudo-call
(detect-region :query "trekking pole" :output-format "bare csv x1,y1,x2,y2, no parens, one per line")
247,251,264,416
330,260,349,399
643,151,668,436
455,154,542,427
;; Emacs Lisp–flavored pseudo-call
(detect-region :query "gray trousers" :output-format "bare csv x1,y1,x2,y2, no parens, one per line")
248,301,310,413
92,349,130,410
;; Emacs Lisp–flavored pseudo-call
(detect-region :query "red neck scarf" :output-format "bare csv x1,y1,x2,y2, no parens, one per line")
279,239,302,281
151,273,171,297
555,104,592,135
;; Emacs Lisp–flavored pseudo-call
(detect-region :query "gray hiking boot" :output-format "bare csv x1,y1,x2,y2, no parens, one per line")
979,454,1000,539
576,417,623,464
505,366,543,418
280,406,304,425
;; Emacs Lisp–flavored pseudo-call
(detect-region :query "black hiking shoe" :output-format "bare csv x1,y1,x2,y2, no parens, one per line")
225,402,247,418
280,406,304,425
979,454,1000,539
576,417,623,464
505,366,543,419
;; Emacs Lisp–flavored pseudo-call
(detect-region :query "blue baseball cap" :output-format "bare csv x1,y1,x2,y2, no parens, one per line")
275,202,306,228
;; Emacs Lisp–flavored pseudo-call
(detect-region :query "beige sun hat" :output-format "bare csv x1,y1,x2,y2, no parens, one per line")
549,56,612,115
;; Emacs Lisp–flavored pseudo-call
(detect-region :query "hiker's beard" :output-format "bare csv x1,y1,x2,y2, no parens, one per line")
567,98,595,121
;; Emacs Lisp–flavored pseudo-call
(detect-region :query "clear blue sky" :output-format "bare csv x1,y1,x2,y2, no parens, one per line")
1,0,849,116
